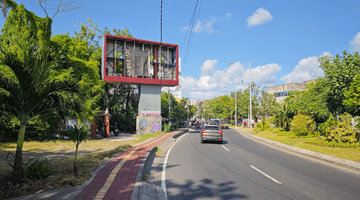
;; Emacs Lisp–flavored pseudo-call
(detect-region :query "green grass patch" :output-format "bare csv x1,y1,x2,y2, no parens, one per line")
156,148,164,156
241,128,360,162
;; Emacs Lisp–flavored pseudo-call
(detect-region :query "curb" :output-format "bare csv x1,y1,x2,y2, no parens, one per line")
131,128,189,200
234,127,360,171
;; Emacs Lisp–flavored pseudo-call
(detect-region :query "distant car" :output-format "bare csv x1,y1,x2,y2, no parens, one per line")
201,125,223,144
220,119,230,129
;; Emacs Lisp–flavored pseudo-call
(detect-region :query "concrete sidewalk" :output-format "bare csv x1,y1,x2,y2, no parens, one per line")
9,129,188,200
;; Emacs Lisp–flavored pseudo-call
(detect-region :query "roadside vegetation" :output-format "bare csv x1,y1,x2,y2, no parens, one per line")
0,130,173,199
202,51,360,154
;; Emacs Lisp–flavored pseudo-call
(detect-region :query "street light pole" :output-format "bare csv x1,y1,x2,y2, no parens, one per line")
235,90,237,127
249,62,252,134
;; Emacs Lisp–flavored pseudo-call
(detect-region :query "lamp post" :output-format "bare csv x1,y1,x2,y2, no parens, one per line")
230,62,251,133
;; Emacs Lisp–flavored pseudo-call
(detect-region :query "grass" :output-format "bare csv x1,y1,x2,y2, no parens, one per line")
156,148,164,156
241,127,360,162
0,130,174,199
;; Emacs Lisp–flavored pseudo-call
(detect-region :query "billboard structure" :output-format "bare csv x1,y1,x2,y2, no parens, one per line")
102,34,179,86
102,35,179,135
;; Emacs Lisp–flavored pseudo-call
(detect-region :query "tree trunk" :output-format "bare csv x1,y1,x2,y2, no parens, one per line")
74,144,79,175
12,124,26,185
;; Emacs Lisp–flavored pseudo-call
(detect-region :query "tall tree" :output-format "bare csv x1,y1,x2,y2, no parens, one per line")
0,34,81,185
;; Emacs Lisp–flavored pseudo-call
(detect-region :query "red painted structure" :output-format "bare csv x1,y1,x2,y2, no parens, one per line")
102,34,179,86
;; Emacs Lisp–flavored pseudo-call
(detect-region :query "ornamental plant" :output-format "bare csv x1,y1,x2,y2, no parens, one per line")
320,113,358,143
290,113,315,138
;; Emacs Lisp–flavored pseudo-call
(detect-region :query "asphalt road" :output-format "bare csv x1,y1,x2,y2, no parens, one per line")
165,128,360,200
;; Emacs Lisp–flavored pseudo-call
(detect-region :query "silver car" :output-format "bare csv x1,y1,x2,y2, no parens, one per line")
201,125,223,144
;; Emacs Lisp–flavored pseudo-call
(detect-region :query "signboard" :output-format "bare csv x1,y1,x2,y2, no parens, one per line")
102,35,179,86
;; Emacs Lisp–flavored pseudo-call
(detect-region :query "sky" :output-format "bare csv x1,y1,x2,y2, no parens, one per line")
1,0,360,101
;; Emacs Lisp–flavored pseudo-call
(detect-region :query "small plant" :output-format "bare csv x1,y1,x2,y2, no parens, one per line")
163,124,171,133
62,125,89,175
6,153,34,179
150,56,154,62
26,156,53,180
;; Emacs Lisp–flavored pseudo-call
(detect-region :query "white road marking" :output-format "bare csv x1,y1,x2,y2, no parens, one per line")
162,132,188,198
250,165,282,184
221,145,230,151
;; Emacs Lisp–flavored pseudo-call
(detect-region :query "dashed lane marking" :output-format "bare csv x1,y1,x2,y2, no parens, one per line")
221,145,230,151
250,165,282,184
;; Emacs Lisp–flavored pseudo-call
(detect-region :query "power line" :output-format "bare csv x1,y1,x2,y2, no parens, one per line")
160,0,163,43
181,0,202,69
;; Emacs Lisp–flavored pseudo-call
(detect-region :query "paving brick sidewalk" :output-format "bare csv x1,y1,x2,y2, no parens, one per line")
74,131,180,200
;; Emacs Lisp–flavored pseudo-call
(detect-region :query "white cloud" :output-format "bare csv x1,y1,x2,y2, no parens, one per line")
280,52,330,84
201,59,217,75
194,17,217,33
181,60,282,100
246,7,273,28
350,32,360,52
180,15,228,34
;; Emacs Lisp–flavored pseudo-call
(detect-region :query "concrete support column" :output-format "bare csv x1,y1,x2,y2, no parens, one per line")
137,85,162,134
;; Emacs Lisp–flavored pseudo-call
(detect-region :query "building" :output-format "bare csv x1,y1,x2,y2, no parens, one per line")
267,79,316,103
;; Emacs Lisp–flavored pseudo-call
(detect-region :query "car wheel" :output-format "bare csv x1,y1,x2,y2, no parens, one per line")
201,140,203,144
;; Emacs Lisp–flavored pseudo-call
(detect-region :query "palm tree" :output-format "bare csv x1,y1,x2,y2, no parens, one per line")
274,102,294,130
0,35,81,185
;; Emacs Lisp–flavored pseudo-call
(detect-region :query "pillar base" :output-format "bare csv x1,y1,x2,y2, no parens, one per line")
136,115,162,135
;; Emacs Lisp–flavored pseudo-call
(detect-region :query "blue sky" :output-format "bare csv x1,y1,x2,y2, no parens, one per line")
1,0,360,100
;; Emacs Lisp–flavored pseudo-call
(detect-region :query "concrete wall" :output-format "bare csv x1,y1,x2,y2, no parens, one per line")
138,85,161,116
136,115,162,135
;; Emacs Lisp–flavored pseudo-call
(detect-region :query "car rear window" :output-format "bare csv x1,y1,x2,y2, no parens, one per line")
205,126,219,130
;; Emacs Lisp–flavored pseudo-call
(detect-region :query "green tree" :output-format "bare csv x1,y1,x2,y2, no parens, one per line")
319,51,360,115
285,80,330,124
0,35,81,185
188,104,197,121
343,74,360,116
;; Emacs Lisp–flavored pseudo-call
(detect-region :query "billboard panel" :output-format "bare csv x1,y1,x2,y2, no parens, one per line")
102,35,179,86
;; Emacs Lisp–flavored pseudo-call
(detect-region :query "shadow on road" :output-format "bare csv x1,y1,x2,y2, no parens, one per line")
166,178,248,200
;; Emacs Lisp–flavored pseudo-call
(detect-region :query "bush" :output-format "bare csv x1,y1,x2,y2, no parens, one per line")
26,156,53,180
307,139,359,148
290,113,315,138
163,124,171,133
256,117,271,131
320,113,358,143
171,123,178,130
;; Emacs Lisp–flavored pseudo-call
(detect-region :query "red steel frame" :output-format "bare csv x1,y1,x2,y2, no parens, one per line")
102,34,179,86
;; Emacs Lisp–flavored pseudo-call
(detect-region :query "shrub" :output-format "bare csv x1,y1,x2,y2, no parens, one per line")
307,139,359,148
163,124,171,133
257,117,271,131
320,113,358,143
290,113,315,138
25,156,53,180
171,123,178,130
